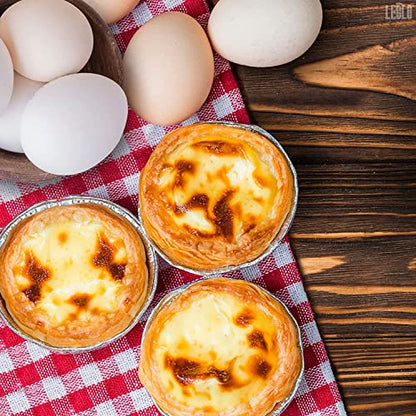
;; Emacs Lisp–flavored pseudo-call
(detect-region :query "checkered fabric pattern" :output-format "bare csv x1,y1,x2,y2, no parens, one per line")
0,1,346,415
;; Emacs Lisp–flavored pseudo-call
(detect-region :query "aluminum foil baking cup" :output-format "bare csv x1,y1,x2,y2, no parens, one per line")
137,121,298,276
0,196,158,353
141,279,304,416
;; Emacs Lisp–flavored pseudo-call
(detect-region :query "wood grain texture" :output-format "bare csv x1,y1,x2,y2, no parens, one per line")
325,335,416,415
293,36,416,101
207,0,416,414
0,0,123,184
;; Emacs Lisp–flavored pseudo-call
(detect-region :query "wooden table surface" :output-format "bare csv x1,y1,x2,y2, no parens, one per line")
209,0,416,414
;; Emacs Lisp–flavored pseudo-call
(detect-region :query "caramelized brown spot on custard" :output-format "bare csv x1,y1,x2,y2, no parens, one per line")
58,232,68,245
93,237,112,267
92,235,126,281
214,191,234,239
250,356,272,379
235,309,255,327
22,253,51,303
175,160,195,188
257,360,272,378
165,356,201,386
190,194,209,208
172,188,236,241
244,224,256,234
23,285,41,304
69,294,91,308
192,141,240,155
207,366,231,384
174,194,209,216
248,330,268,351
164,355,242,389
109,263,126,281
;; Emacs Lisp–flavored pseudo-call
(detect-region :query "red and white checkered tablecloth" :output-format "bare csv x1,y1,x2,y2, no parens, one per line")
0,1,347,415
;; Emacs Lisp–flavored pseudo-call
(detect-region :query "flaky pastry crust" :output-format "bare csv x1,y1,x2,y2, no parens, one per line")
139,278,302,416
139,123,294,272
0,204,148,348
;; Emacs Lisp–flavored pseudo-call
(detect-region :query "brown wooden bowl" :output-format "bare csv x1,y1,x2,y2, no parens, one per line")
0,0,123,183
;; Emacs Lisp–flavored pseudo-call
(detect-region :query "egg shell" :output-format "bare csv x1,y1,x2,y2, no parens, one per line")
123,12,214,127
83,0,140,24
208,0,323,68
0,38,13,114
0,72,43,153
21,73,128,175
0,0,94,82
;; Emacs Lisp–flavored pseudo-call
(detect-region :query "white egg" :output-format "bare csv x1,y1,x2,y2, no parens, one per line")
0,38,13,114
0,73,43,153
83,0,140,24
0,0,94,82
21,74,128,175
208,0,323,68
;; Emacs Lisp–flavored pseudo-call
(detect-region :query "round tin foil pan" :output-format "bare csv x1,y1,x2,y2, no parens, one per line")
140,279,304,416
0,196,158,353
137,121,299,276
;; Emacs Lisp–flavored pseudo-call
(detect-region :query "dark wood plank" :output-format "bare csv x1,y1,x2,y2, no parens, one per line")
250,112,416,137
325,335,416,416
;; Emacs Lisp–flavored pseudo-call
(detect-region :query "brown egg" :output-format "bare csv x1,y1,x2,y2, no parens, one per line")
123,12,214,127
83,0,140,24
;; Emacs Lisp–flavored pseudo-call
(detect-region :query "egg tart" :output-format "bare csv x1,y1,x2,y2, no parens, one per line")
0,203,149,348
139,278,303,416
139,123,295,272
